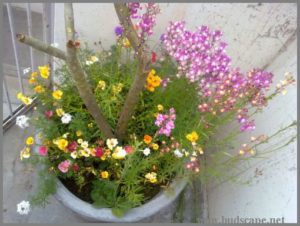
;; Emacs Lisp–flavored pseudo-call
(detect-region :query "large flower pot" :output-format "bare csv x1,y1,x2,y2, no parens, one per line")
34,134,187,222
55,178,187,222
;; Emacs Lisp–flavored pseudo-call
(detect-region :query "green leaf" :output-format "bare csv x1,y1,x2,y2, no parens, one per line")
111,207,125,218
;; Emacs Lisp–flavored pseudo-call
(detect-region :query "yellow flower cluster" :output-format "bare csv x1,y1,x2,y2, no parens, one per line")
34,85,45,93
53,138,68,152
17,93,33,105
101,171,109,179
186,131,199,143
52,90,63,100
122,38,131,48
145,172,157,183
28,72,38,84
112,83,124,95
38,65,50,79
20,136,35,160
97,80,106,90
146,69,161,92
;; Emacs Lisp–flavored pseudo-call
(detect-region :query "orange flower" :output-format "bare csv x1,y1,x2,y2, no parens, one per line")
143,135,152,144
146,84,155,92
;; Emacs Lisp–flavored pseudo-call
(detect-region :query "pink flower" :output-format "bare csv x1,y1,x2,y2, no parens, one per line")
44,110,53,119
67,141,78,152
58,160,71,173
124,145,133,154
95,147,104,158
38,145,48,156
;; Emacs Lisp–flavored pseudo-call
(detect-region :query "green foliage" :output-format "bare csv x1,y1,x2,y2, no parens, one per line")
29,164,57,207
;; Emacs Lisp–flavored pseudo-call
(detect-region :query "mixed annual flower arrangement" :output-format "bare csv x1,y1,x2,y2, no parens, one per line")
15,3,296,218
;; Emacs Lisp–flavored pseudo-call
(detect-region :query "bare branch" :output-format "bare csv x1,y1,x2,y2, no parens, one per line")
114,3,152,140
114,3,141,53
16,34,66,60
64,3,114,139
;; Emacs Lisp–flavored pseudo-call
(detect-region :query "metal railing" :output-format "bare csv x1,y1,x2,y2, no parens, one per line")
3,3,55,131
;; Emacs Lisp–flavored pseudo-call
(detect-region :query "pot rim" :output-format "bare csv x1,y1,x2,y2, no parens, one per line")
55,177,187,222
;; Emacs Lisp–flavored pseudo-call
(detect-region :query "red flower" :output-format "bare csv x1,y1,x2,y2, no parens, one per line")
95,147,104,157
124,145,133,154
72,164,80,172
151,52,157,63
44,110,53,119
67,141,78,152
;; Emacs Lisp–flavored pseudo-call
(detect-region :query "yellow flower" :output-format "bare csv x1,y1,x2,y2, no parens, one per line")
91,56,99,62
28,77,36,84
76,130,82,137
112,83,123,94
97,80,106,90
34,85,45,93
186,131,199,143
80,149,90,157
31,71,38,77
146,84,155,92
17,92,24,99
88,123,93,128
17,93,33,105
151,76,161,87
22,97,33,105
57,138,68,151
152,143,159,150
157,104,164,111
101,171,109,179
20,147,31,160
56,108,65,117
26,136,35,146
38,65,50,79
122,38,131,48
52,90,63,100
77,138,83,144
145,172,157,183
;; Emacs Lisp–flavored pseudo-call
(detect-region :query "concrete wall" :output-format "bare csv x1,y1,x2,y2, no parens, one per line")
53,3,297,223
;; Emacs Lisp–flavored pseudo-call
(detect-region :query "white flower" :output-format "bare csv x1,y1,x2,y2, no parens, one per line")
174,149,183,158
50,42,59,47
81,141,89,149
23,67,31,75
85,60,93,66
70,151,78,159
17,200,30,215
143,148,151,156
16,115,30,129
61,113,72,124
112,146,127,159
106,138,118,150
62,132,69,138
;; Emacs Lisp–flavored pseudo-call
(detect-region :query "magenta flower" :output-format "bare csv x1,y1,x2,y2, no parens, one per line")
67,141,78,152
124,145,134,154
155,108,176,137
38,146,48,156
95,147,104,158
44,110,53,119
127,3,160,38
58,160,71,173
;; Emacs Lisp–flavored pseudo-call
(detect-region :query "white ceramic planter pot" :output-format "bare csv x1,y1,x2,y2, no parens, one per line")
34,134,187,222
55,178,187,222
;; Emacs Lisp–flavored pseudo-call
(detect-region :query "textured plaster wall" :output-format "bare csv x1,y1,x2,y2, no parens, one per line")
53,3,297,223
